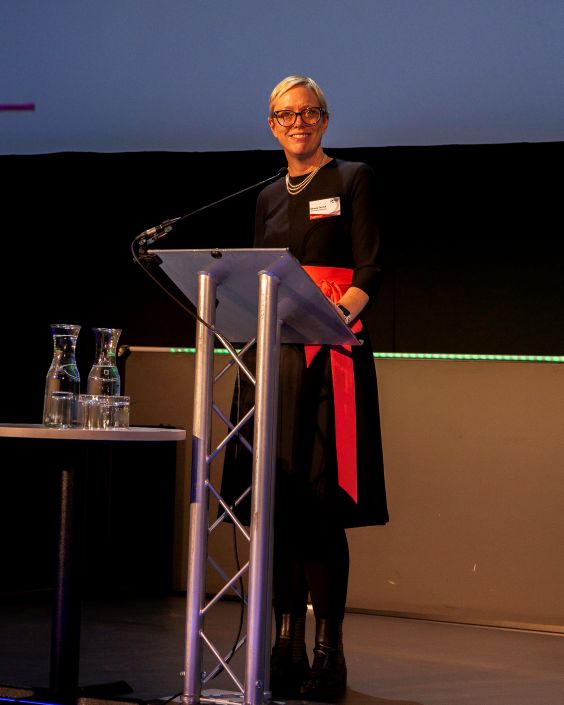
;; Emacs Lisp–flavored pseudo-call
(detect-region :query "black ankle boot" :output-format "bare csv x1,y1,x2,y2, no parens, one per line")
270,613,310,698
300,618,347,702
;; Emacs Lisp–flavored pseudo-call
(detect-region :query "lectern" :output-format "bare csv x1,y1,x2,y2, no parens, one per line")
153,248,358,705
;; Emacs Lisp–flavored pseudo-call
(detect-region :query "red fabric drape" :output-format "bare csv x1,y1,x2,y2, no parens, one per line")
302,266,362,503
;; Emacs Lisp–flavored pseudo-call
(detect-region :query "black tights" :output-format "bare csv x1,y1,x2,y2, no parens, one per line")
272,522,349,623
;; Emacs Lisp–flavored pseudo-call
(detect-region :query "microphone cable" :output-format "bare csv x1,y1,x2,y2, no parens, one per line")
130,168,286,687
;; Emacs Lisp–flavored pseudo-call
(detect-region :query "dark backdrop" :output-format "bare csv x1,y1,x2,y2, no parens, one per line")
3,143,562,423
2,143,563,594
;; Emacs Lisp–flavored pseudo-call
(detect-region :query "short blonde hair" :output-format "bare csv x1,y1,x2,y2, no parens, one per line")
268,75,329,116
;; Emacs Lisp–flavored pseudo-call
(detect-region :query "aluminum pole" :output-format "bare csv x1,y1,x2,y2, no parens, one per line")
245,270,281,705
182,272,217,705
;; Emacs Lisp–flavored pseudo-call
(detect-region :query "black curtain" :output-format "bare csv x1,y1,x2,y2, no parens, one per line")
2,142,563,594
2,143,563,423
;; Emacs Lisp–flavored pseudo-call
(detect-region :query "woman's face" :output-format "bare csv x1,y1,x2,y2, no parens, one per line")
268,85,328,162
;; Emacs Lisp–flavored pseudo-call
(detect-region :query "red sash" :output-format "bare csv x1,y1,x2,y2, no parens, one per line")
302,265,361,503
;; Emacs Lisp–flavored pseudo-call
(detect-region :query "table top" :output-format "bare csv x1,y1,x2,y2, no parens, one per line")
0,423,186,442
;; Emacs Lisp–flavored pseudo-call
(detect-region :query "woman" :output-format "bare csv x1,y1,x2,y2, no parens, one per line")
222,75,389,702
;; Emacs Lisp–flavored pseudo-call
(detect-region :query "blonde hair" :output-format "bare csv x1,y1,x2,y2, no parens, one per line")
268,75,329,116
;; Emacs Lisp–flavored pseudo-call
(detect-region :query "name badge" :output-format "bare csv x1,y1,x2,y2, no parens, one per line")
309,196,341,220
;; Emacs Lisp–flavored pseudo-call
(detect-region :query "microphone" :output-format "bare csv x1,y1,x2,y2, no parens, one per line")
137,167,288,248
138,217,181,242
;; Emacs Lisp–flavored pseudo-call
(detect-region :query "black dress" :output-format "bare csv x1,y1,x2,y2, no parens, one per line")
221,159,388,533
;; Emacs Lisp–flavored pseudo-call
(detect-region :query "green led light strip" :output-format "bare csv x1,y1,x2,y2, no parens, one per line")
373,352,564,363
167,347,564,363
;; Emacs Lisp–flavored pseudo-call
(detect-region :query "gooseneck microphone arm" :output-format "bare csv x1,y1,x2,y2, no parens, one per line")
136,166,288,249
130,166,288,358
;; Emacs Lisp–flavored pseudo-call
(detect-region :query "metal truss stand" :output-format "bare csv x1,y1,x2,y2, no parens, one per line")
151,248,358,705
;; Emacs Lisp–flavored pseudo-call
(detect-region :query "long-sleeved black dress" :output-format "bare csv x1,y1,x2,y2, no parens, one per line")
221,158,388,533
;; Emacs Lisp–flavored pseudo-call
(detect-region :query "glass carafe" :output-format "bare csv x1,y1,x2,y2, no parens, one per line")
43,323,81,427
87,327,121,396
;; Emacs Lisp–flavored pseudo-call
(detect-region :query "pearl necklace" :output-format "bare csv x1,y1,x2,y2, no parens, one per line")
286,156,328,196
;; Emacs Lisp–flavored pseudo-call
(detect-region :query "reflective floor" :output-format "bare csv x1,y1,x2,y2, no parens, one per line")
1,593,564,705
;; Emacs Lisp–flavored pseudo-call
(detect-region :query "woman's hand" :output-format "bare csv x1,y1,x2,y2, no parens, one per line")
335,286,369,325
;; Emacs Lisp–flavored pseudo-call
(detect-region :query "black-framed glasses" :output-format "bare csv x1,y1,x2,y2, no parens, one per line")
271,107,326,127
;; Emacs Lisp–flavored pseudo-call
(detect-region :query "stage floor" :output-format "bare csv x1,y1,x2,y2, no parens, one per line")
1,594,563,705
